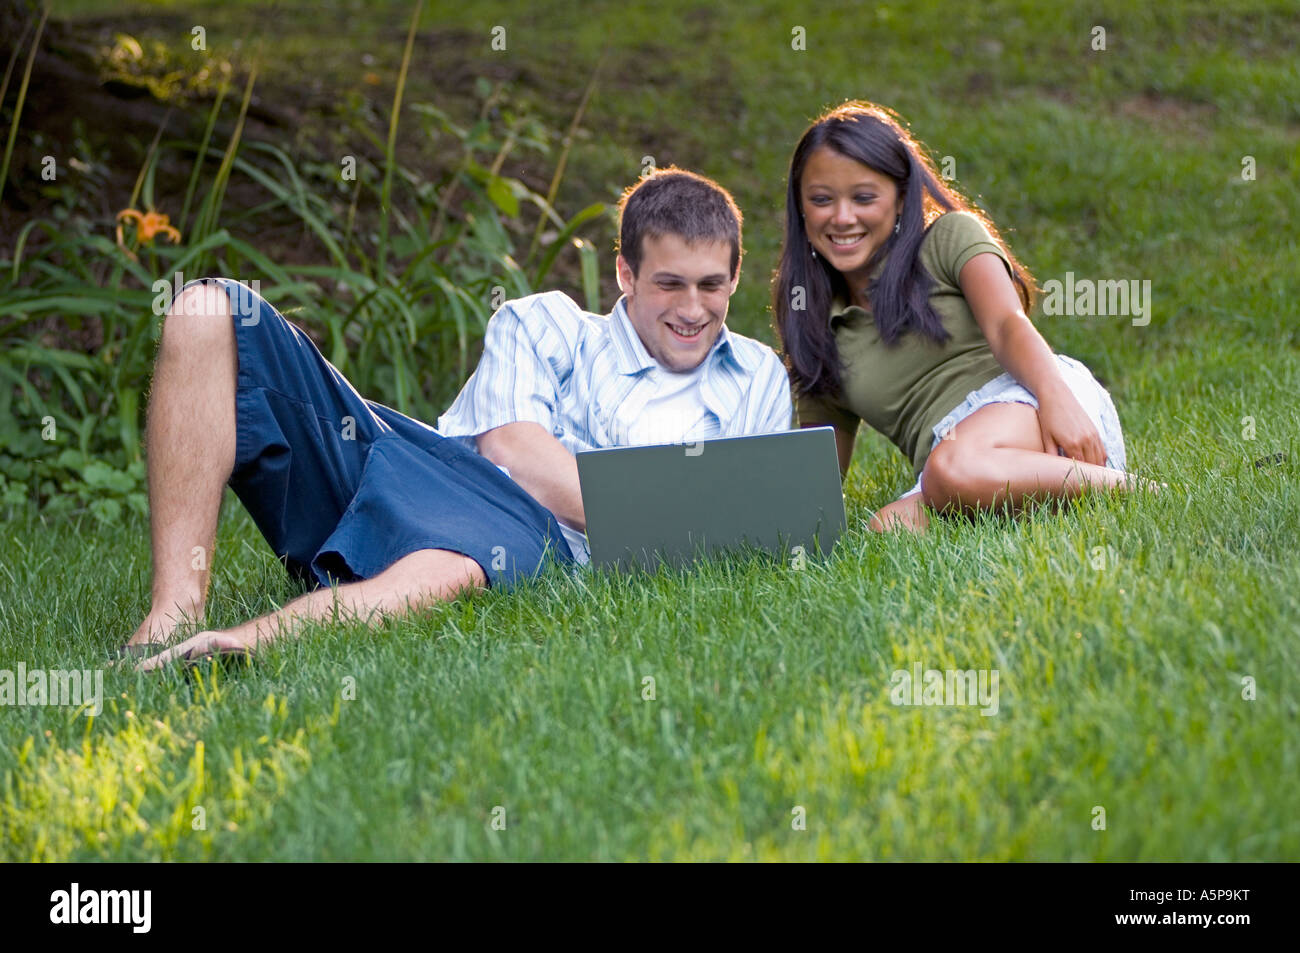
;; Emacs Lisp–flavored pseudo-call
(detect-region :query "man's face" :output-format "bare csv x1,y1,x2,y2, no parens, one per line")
617,233,737,373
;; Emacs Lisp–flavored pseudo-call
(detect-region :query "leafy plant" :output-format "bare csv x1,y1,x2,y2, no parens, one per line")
1,0,611,521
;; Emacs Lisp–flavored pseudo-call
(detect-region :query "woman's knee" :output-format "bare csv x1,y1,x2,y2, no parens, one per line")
921,439,968,506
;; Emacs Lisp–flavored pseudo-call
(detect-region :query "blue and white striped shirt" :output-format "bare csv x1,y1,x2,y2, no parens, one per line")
437,290,793,562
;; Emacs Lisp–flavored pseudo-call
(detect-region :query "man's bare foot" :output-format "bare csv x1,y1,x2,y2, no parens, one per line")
123,603,205,648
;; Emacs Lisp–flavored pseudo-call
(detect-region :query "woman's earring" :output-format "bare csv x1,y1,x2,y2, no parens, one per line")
809,242,817,259
894,216,901,235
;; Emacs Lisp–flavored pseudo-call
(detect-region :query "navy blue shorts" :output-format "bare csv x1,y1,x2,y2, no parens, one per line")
195,278,573,590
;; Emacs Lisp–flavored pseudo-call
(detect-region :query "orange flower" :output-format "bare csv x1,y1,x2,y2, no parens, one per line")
116,207,182,260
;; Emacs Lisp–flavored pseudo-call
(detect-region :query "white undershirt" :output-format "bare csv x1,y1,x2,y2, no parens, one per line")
560,362,719,564
625,362,716,447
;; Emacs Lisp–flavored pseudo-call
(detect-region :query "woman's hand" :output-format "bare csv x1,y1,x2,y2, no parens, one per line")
1036,384,1106,466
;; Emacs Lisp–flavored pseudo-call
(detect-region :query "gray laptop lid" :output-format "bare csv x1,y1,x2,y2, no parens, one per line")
576,427,846,570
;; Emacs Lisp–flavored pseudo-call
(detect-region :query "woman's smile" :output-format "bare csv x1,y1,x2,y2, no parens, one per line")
826,232,867,249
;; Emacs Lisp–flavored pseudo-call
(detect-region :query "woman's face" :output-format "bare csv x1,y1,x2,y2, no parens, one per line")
799,145,902,285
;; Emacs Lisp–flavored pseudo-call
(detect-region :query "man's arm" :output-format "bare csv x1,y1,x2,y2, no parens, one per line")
437,293,588,524
438,291,580,453
477,422,585,531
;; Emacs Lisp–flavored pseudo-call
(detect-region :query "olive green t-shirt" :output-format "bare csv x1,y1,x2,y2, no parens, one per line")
796,210,1012,477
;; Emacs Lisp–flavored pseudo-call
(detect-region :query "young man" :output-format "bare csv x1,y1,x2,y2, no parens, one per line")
130,167,792,670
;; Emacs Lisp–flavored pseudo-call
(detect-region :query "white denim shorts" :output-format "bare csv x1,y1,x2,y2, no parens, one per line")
899,354,1128,499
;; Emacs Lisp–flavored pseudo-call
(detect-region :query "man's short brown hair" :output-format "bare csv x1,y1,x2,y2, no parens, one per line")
617,167,743,279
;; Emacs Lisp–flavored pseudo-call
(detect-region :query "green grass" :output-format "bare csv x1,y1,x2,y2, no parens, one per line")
2,0,1297,859
2,448,1296,860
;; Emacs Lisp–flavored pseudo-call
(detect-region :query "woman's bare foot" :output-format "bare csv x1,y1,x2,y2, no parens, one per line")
867,492,930,533
1115,472,1166,494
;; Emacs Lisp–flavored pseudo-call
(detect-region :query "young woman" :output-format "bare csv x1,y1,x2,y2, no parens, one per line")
773,101,1149,532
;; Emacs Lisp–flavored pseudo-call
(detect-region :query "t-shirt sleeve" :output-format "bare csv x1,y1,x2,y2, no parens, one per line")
436,291,580,439
796,386,860,437
926,210,1013,289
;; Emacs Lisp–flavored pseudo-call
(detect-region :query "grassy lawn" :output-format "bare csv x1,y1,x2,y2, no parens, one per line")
1,0,1296,860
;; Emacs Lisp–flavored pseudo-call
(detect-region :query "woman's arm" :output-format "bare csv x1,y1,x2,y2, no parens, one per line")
959,253,1107,466
802,420,856,477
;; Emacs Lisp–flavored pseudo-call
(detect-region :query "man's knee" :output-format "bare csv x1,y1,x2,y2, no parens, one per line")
161,281,234,355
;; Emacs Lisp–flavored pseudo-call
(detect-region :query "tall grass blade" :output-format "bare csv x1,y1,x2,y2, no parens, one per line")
0,3,49,208
377,0,424,280
527,52,605,265
191,62,259,270
180,75,231,233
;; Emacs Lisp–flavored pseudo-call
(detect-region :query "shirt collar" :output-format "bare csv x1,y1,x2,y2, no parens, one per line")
828,296,871,330
609,295,744,375
828,255,888,327
609,296,656,374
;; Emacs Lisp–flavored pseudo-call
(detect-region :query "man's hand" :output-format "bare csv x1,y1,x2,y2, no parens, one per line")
139,630,254,672
477,422,585,530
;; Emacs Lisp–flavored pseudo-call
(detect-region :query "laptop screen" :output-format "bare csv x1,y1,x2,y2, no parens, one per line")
576,427,846,570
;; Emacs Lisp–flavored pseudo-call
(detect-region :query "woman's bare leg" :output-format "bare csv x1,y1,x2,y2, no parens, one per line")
920,402,1147,515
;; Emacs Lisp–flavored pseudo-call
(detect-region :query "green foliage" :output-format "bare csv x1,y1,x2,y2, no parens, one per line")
97,31,234,104
1,36,609,521
0,441,146,524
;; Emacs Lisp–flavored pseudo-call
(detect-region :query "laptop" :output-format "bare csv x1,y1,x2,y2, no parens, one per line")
576,427,847,570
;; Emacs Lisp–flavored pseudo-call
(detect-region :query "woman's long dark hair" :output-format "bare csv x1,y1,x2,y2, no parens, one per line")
773,101,1037,398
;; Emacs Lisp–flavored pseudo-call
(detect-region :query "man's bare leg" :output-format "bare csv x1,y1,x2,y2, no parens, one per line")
140,548,487,669
125,282,237,647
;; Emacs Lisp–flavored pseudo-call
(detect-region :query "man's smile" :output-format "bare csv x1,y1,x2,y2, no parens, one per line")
668,322,706,341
